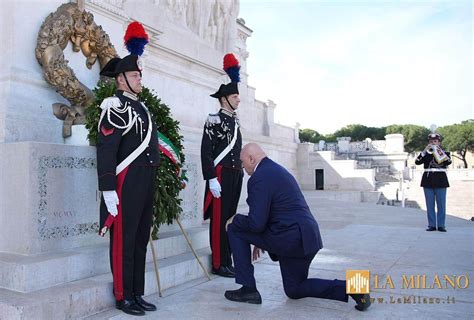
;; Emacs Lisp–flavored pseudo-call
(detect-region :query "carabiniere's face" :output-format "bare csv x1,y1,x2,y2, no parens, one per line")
226,94,240,109
122,71,142,93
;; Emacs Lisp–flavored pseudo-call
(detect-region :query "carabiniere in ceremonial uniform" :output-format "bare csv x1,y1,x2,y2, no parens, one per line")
201,53,244,278
96,22,159,316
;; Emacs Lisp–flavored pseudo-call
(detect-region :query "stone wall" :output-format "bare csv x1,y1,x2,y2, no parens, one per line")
297,143,375,191
0,0,299,255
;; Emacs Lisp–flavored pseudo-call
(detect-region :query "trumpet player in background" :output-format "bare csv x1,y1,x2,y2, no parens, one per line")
415,133,452,232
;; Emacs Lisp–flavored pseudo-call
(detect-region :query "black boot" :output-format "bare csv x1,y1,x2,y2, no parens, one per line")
116,299,145,316
211,265,235,278
426,226,436,231
349,293,371,311
134,295,157,311
224,286,262,304
438,227,447,232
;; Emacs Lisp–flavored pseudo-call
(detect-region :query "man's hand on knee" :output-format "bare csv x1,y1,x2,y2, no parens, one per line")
226,214,236,231
252,246,265,262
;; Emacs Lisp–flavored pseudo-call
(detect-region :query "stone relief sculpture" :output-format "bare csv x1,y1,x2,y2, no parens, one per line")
215,0,234,51
161,0,239,51
166,0,188,27
35,2,118,137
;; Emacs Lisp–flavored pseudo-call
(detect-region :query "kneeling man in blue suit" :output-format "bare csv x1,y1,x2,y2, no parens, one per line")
224,143,370,311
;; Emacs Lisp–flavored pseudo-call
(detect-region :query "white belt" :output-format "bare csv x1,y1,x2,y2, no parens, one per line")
116,109,152,174
424,168,447,172
214,123,239,167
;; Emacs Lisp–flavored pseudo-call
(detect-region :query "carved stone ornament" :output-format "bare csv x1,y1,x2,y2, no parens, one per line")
35,2,118,137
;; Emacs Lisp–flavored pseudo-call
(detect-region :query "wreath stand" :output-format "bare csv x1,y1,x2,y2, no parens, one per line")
149,218,211,297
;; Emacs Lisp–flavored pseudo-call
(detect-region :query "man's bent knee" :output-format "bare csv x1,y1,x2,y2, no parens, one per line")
284,285,302,299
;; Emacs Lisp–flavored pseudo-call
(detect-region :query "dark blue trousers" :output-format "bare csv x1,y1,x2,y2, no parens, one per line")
228,224,348,302
423,188,447,228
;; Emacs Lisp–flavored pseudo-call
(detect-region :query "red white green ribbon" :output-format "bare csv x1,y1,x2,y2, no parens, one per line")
158,132,188,189
158,132,181,165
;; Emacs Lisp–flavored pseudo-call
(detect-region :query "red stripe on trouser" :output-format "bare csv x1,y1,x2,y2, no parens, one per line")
208,166,223,269
204,190,213,216
113,167,129,301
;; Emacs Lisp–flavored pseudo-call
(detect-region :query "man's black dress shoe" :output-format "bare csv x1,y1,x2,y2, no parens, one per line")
438,227,447,232
116,299,145,316
224,286,262,304
349,293,371,311
211,265,235,278
134,295,157,311
426,227,436,231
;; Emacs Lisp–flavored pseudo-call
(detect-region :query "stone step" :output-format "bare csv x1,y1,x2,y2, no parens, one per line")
0,226,209,293
375,174,399,182
0,248,212,320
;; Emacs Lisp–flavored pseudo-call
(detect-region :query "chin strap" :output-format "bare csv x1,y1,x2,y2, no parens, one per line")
224,96,236,110
123,72,139,95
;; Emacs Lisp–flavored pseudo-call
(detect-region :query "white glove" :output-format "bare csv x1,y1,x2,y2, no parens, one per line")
209,177,221,198
103,190,119,216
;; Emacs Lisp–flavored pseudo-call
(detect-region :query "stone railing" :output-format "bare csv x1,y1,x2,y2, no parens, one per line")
326,143,338,152
371,140,386,152
347,140,386,153
349,141,367,152
316,139,389,153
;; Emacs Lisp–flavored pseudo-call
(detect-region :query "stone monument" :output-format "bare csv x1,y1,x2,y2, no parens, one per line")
0,1,299,318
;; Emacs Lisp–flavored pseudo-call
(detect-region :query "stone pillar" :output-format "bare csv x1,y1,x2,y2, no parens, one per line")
337,136,351,153
385,134,404,153
294,122,301,143
235,18,252,85
318,140,326,151
263,103,270,136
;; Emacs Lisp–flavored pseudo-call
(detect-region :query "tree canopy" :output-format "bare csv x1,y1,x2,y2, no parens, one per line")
438,120,474,168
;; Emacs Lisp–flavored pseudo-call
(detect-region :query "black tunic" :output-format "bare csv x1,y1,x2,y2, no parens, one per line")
97,90,160,191
200,108,242,180
415,149,451,188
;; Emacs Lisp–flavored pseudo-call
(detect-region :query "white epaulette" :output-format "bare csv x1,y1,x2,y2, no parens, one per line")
97,97,134,134
205,113,221,126
99,97,121,111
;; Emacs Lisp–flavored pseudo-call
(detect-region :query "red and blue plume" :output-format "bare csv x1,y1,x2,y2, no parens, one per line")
223,53,240,83
124,21,149,56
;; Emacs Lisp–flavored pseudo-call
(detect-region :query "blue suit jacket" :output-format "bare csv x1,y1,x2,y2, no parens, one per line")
232,157,323,257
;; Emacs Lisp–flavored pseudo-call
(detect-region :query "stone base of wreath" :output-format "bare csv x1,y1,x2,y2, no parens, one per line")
0,226,211,319
0,141,211,319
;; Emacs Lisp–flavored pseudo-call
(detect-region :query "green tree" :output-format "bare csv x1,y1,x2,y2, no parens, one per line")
385,124,430,153
299,128,324,143
333,124,385,141
323,133,337,143
438,120,474,168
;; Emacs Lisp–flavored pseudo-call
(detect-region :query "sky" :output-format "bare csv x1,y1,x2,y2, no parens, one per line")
239,0,473,134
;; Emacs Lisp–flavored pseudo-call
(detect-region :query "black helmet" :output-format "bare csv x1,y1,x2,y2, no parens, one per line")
100,55,142,78
428,132,442,141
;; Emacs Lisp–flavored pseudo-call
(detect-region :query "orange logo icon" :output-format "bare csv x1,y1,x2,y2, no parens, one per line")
346,270,370,294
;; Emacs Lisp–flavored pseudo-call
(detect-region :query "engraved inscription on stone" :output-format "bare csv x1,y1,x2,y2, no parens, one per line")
37,156,99,240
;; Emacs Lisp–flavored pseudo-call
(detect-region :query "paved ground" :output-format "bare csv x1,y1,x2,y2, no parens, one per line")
87,192,474,320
